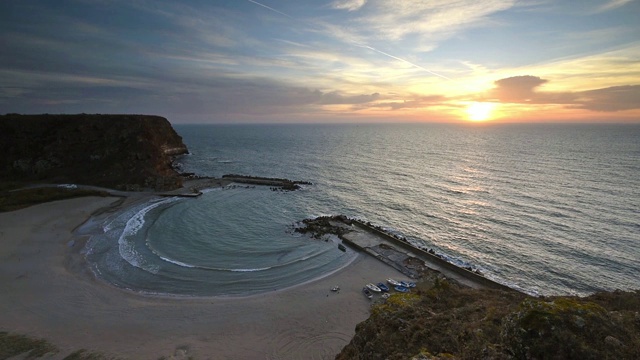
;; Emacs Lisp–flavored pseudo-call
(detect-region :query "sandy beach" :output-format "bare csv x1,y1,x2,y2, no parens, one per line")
0,195,406,359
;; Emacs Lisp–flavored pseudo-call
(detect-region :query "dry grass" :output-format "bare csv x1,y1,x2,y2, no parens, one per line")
337,280,640,360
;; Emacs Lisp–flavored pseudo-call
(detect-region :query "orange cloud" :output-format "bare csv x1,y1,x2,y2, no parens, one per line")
483,75,640,113
489,75,548,102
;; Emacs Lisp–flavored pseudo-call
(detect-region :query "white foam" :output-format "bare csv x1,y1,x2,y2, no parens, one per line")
117,197,180,273
230,267,272,272
158,255,196,268
57,183,77,189
201,187,222,194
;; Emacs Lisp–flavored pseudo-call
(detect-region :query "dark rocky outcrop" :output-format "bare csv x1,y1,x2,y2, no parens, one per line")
0,114,188,191
294,215,352,239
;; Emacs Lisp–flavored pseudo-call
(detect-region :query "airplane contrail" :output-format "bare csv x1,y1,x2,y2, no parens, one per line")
247,0,451,80
247,0,293,19
356,44,451,80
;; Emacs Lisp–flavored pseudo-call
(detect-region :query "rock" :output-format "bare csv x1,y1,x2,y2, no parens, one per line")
604,335,623,348
0,114,188,191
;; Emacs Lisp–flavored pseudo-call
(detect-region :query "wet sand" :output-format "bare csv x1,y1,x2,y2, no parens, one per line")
0,196,405,359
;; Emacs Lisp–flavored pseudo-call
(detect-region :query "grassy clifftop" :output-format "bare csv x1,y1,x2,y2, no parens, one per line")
337,279,640,359
0,114,188,191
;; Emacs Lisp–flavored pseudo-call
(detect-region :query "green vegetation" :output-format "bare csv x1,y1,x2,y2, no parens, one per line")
0,332,120,360
0,331,58,359
0,182,22,192
0,187,110,212
62,349,115,360
337,280,640,359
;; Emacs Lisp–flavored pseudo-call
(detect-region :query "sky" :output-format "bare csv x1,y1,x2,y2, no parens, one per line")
1,0,639,123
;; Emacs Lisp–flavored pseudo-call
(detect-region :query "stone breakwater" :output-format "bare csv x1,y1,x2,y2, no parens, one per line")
221,174,312,191
295,215,516,292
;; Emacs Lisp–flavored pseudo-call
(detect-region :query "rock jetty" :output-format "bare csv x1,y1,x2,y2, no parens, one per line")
221,174,311,191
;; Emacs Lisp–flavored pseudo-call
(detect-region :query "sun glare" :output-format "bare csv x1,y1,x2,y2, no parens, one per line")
466,102,495,122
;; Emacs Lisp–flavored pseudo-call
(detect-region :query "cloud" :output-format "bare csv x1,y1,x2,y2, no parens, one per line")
592,0,633,13
314,90,380,104
483,75,640,112
355,95,446,110
489,75,548,102
356,0,515,41
572,85,640,112
331,0,367,11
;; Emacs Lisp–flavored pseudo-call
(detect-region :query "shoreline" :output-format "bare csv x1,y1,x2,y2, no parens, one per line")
0,191,408,359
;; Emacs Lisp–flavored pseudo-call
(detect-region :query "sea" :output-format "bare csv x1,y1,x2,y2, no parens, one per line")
84,123,640,297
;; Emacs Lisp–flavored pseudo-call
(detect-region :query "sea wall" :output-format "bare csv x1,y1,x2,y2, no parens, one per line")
350,219,514,291
0,114,188,191
221,174,312,191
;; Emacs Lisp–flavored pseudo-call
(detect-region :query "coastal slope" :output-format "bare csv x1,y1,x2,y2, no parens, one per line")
0,114,188,191
336,280,640,359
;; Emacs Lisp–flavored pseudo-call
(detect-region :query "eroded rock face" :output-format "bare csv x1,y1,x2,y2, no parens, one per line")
0,114,188,191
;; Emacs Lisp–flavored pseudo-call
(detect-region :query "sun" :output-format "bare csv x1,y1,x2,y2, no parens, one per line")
466,102,495,122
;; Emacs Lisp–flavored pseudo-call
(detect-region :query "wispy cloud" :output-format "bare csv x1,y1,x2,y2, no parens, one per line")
592,0,634,13
247,0,292,19
354,0,515,41
354,44,452,80
330,0,367,12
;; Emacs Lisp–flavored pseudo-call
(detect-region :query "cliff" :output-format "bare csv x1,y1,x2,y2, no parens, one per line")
0,114,188,191
336,280,640,359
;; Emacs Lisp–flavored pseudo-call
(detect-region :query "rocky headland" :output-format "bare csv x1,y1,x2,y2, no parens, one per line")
297,215,640,359
0,114,188,191
336,283,640,359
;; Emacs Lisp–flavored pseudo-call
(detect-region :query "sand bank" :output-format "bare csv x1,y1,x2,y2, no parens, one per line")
0,196,405,359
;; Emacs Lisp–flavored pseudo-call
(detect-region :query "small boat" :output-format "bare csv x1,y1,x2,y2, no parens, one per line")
366,283,382,292
377,282,390,292
400,281,416,288
387,278,401,286
362,287,373,299
394,285,410,293
331,285,340,292
338,243,346,252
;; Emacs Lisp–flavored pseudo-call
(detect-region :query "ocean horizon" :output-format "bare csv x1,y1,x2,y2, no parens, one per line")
85,122,640,297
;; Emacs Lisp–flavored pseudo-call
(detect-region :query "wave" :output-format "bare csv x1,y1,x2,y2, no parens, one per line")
151,246,331,273
117,197,181,273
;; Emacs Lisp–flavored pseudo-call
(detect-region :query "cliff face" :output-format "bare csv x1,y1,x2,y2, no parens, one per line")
0,114,188,191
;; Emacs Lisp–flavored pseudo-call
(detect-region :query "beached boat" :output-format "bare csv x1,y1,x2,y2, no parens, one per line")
362,287,373,299
377,282,390,292
400,280,416,288
331,285,340,292
365,283,381,292
394,285,410,293
387,278,401,286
